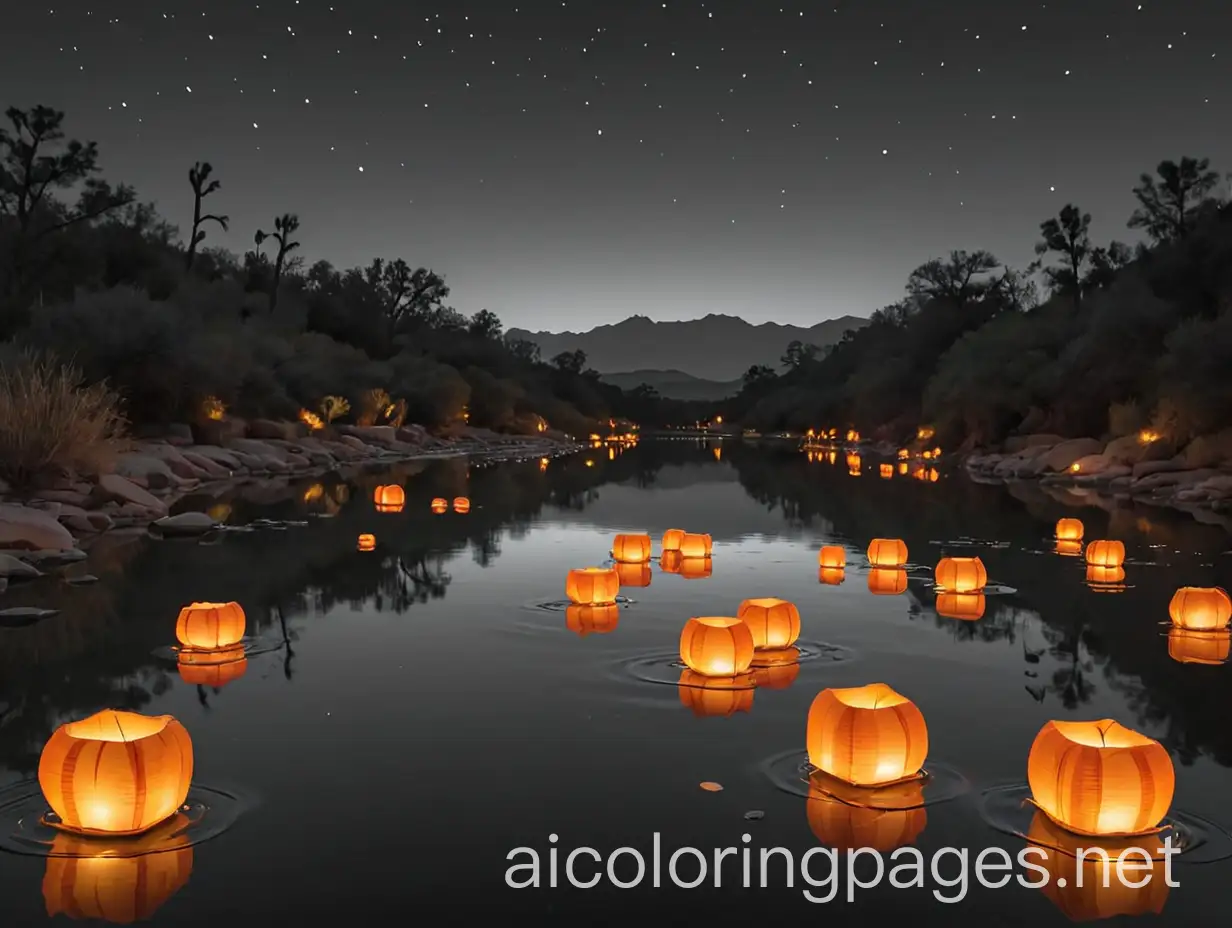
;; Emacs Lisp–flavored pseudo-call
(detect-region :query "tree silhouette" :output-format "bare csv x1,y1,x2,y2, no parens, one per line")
468,308,503,339
906,249,1001,310
1083,241,1132,292
551,349,586,374
780,339,819,369
185,161,228,270
254,212,300,312
1034,204,1093,307
1128,157,1221,243
743,364,777,388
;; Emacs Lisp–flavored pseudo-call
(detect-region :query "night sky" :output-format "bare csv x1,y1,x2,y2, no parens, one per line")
4,1,1227,331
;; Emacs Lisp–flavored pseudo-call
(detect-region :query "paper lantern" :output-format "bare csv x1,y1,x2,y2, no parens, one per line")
1055,540,1083,557
373,484,405,513
737,598,802,650
430,497,448,514
357,533,376,552
934,556,987,593
677,557,713,580
1085,539,1126,568
751,647,800,690
1086,565,1126,589
43,831,193,923
807,776,927,852
935,592,985,621
1056,517,1084,542
677,671,755,717
1168,586,1232,631
867,568,907,596
565,604,621,637
662,528,686,552
1167,628,1230,665
806,683,928,787
679,616,755,676
177,645,248,687
174,601,246,651
1027,719,1174,836
38,710,193,836
453,496,470,514
818,566,846,586
1026,812,1170,922
847,453,861,474
614,561,652,588
565,567,620,605
818,545,846,569
612,533,652,563
867,538,908,567
678,532,712,558
897,461,909,475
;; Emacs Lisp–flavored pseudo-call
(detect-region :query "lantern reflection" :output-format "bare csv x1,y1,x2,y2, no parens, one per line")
1055,540,1084,557
177,645,248,687
879,463,894,479
565,567,620,605
806,775,927,852
677,670,755,717
612,533,652,563
1025,812,1170,922
818,566,846,585
751,648,801,689
935,592,985,621
357,533,376,551
453,496,470,514
737,598,801,650
676,557,713,579
1086,565,1126,591
1167,628,1230,665
565,604,621,637
679,616,755,676
867,568,907,595
614,561,652,587
373,484,405,513
1168,586,1232,631
1027,719,1174,837
430,497,448,514
806,683,928,787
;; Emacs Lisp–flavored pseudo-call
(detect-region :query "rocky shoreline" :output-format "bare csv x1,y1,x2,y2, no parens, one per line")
0,418,579,564
963,430,1232,519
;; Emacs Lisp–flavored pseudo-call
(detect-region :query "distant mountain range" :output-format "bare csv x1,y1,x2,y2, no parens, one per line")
506,313,869,398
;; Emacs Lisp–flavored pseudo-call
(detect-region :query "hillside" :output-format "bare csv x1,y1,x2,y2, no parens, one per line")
599,369,744,401
506,313,868,382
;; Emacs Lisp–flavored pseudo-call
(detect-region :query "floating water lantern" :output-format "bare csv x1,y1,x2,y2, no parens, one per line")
614,561,652,588
43,832,193,923
818,545,846,569
818,567,846,586
1168,586,1232,631
565,567,620,605
453,496,470,514
1056,518,1084,542
806,683,928,787
934,556,987,593
807,777,927,852
737,598,801,650
565,604,621,637
373,484,405,513
177,645,248,687
678,532,712,559
867,568,907,595
677,671,755,717
679,616,755,676
867,538,908,567
174,601,246,651
38,710,194,836
1085,539,1126,568
1086,565,1126,589
612,533,652,563
1055,540,1083,557
661,528,686,552
430,497,448,514
1026,719,1174,836
935,592,985,621
357,533,376,551
897,461,909,475
1167,628,1231,665
879,463,893,479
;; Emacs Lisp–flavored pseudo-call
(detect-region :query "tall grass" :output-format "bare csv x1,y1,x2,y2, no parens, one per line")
0,350,128,490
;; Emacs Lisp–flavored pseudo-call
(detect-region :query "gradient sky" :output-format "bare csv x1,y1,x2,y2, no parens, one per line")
4,0,1228,331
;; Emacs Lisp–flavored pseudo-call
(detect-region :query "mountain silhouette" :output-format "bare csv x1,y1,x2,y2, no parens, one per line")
506,313,869,383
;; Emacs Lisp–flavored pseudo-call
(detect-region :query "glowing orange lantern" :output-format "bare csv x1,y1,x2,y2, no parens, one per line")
847,453,862,474
453,496,470,513
897,461,909,475
1056,518,1084,542
818,567,846,586
678,557,713,579
374,484,405,513
867,538,908,567
43,831,193,923
737,598,801,650
615,561,652,587
1055,540,1083,557
928,467,939,482
38,710,193,836
659,551,682,574
1086,565,1126,589
357,533,376,551
565,567,620,605
430,497,448,514
612,533,652,563
1167,628,1230,665
935,593,985,621
1025,812,1170,922
751,648,801,689
879,463,893,479
565,604,621,636
867,568,907,595
679,616,755,676
1026,719,1174,836
177,645,248,687
1168,586,1232,631
807,776,927,852
662,528,686,551
934,556,987,593
818,545,846,569
1085,539,1125,567
806,683,928,787
678,532,712,558
677,670,755,717
174,601,246,651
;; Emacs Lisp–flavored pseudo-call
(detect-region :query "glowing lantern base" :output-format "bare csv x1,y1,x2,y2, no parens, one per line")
737,598,801,650
807,772,927,852
806,683,929,788
818,567,846,586
1167,628,1230,665
565,604,621,637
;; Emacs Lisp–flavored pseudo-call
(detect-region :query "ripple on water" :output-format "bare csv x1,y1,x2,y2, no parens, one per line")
150,633,287,663
522,596,637,614
0,781,253,859
621,641,857,688
761,749,970,809
977,784,1232,864
925,582,1018,596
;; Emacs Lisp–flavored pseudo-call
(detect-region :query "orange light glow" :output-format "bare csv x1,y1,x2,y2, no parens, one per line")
177,645,248,687
807,775,927,852
677,671,755,717
934,556,987,593
174,601,246,651
818,567,846,586
1086,565,1127,590
298,408,325,430
661,528,686,552
1167,628,1231,665
565,567,620,605
565,604,621,637
1055,540,1083,557
678,532,712,558
879,463,894,479
737,598,802,650
614,561,652,587
679,616,755,676
677,556,713,580
867,538,908,568
1056,518,1085,542
1085,540,1126,568
806,683,928,787
357,533,376,551
373,484,405,513
751,648,801,690
430,497,448,514
1168,586,1232,631
935,593,986,621
867,568,907,595
452,496,470,514
818,545,846,569
612,533,653,563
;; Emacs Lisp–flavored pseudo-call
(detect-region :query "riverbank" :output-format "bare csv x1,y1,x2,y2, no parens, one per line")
0,418,579,558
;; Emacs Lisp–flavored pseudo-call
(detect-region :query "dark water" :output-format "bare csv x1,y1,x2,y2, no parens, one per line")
1,440,1231,925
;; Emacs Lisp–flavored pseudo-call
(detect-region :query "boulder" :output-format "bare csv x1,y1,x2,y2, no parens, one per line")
0,552,42,580
0,504,78,551
1132,457,1188,479
114,453,184,491
1130,468,1219,494
248,418,301,441
138,443,212,480
1038,438,1105,473
1003,433,1065,454
188,446,243,471
226,437,295,462
56,503,114,534
192,417,247,447
396,425,430,445
165,423,195,446
92,474,168,515
337,424,400,446
181,451,232,479
32,488,95,508
151,511,218,537
339,435,375,453
1070,453,1115,476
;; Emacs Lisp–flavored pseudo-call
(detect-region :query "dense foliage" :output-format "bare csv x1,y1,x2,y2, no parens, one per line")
727,156,1232,449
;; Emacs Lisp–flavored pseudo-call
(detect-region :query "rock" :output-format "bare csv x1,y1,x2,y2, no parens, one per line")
92,473,169,515
1070,453,1115,476
1003,433,1065,454
0,606,59,627
187,445,243,471
114,452,187,490
17,546,88,565
1038,438,1105,473
138,443,212,480
226,437,294,462
1130,468,1219,494
248,418,301,441
192,417,247,446
151,511,219,537
338,424,399,446
0,552,42,580
339,435,375,454
1180,429,1232,469
166,423,195,445
396,425,429,445
1074,463,1132,484
181,451,232,479
31,488,94,507
55,503,114,534
1132,457,1188,479
0,503,78,551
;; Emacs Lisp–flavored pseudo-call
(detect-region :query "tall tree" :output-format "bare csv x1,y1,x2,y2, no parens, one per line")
254,213,300,312
1034,204,1092,306
906,250,1001,310
551,349,587,374
1082,241,1132,292
1128,157,1221,242
468,308,503,339
780,340,820,369
185,161,228,270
